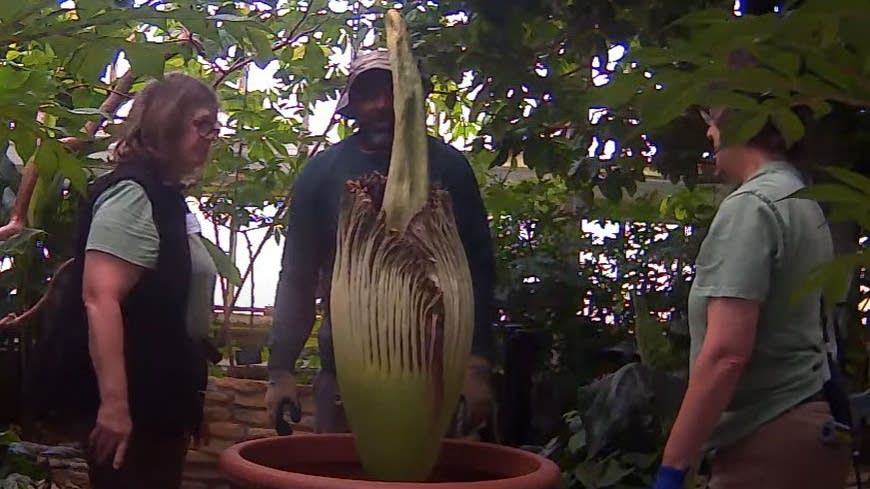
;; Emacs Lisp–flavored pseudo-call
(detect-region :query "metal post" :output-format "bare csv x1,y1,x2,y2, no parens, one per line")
499,322,537,446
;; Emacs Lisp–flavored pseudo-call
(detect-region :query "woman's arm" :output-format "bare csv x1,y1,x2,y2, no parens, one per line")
660,297,760,470
82,250,144,469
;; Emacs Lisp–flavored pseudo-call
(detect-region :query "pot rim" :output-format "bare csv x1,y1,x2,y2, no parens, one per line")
219,433,561,489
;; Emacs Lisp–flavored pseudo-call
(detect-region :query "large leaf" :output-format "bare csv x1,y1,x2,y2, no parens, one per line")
578,363,686,457
124,42,167,80
794,184,868,207
0,228,46,256
0,68,30,91
818,166,870,195
792,252,870,304
199,235,241,286
770,108,805,148
633,294,680,371
67,44,115,82
57,150,87,195
719,110,769,147
247,27,274,68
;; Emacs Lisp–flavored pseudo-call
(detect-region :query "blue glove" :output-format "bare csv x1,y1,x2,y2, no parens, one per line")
652,466,686,489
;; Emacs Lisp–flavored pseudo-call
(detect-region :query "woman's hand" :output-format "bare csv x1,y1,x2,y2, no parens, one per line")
89,399,132,469
83,250,144,470
0,218,23,241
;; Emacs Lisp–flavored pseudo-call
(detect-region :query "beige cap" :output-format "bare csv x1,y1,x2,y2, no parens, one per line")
336,50,432,118
336,50,392,118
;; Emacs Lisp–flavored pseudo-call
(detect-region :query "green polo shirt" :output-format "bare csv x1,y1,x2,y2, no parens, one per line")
85,180,217,339
688,161,833,450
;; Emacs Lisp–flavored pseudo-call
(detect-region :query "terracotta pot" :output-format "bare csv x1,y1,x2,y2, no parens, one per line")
219,434,561,489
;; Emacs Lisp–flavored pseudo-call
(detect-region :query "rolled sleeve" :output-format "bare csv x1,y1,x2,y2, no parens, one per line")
85,180,159,269
692,193,782,302
268,161,324,375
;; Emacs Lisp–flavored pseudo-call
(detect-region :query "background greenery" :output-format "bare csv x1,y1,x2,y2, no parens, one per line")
0,0,867,486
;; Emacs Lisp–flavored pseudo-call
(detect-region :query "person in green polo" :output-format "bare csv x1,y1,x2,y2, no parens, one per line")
653,107,850,489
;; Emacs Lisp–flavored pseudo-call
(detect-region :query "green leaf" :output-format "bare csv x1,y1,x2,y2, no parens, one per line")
759,48,801,79
57,151,87,194
818,166,870,195
0,2,26,24
209,13,252,22
68,44,115,82
792,252,869,304
621,452,659,470
247,27,274,68
639,83,703,129
720,110,768,147
567,430,586,453
593,70,643,109
67,107,109,117
0,429,21,445
0,228,45,256
0,67,30,90
770,108,804,147
668,8,731,28
703,92,760,112
793,184,867,206
597,458,635,487
630,46,680,66
33,140,60,177
124,43,167,80
301,42,328,75
804,52,855,92
199,235,242,286
805,99,832,119
572,462,599,488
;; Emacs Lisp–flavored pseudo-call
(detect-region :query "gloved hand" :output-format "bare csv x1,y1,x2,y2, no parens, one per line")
652,466,686,489
265,371,299,435
459,355,494,438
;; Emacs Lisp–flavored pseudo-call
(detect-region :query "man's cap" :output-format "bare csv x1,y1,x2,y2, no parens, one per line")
336,50,432,119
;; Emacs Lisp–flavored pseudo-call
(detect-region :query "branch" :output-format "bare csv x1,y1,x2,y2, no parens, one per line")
229,226,272,311
0,69,138,326
244,230,255,327
82,71,135,138
0,258,74,331
211,3,320,87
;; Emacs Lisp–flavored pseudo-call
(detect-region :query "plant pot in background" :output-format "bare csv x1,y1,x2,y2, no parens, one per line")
219,434,560,489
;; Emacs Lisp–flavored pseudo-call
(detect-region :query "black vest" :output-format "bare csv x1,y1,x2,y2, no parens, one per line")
27,161,204,436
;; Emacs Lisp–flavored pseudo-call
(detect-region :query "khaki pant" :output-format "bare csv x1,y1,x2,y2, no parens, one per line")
709,401,850,489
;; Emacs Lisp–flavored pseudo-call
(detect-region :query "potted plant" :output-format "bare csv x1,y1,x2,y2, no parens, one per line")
218,9,559,489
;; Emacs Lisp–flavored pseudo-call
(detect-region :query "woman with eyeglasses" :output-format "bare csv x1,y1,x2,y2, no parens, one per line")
652,107,850,489
74,73,220,488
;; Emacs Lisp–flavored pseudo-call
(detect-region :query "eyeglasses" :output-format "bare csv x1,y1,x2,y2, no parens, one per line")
193,118,221,140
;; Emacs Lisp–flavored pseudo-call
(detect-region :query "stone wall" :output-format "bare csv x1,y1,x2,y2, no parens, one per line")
183,376,315,489
40,376,314,489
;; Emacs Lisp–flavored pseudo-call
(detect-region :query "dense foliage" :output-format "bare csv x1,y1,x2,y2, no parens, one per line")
0,4,866,486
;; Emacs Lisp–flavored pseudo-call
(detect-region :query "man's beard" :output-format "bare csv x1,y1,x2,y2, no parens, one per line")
359,123,394,152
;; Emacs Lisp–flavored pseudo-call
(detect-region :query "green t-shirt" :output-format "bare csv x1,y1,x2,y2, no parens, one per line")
85,180,217,339
688,161,833,450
